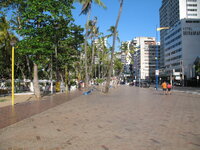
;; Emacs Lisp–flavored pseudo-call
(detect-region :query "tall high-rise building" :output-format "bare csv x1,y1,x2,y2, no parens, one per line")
159,0,200,83
159,0,200,68
164,19,200,78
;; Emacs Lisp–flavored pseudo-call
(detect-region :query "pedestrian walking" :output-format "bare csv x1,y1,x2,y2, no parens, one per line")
167,83,172,95
161,81,167,95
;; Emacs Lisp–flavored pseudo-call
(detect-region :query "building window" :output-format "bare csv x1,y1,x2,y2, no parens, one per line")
188,14,197,16
187,9,197,11
170,48,182,55
165,35,182,45
186,20,200,23
165,28,181,41
170,55,182,61
187,4,197,7
187,0,197,2
165,42,182,52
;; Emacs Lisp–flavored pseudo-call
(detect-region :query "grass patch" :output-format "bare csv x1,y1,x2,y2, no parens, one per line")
0,99,7,102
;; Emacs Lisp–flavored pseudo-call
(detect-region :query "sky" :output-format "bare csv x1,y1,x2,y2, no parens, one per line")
72,0,162,47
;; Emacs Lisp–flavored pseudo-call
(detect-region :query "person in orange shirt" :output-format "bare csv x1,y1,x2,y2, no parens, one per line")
161,81,167,95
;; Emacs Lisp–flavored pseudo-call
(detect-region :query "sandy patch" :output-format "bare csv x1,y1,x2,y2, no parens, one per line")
0,94,36,108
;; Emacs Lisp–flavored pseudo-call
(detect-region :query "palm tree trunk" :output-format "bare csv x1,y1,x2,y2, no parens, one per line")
33,63,41,99
98,51,100,78
90,39,95,78
84,9,91,87
105,0,124,93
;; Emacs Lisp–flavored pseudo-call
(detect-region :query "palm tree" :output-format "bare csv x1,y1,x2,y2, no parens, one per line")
74,0,106,87
95,30,119,79
88,17,99,79
99,39,109,78
96,36,108,78
106,26,120,41
105,0,124,93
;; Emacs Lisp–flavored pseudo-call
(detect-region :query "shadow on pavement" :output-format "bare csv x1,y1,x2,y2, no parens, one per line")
0,90,82,129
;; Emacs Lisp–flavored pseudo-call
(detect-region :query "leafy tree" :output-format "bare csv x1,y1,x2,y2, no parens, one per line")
56,25,84,86
0,15,17,79
1,0,83,99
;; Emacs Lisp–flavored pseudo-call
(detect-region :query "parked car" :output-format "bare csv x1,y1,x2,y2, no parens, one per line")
129,82,134,86
140,81,150,88
173,81,182,86
134,81,150,88
135,81,140,87
120,81,125,85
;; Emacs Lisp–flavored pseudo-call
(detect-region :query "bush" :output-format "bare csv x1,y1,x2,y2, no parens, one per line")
96,78,105,84
70,81,77,86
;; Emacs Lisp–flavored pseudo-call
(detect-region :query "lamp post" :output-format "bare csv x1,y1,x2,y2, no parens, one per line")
181,60,185,87
155,37,159,90
10,38,17,106
155,27,170,90
50,53,53,94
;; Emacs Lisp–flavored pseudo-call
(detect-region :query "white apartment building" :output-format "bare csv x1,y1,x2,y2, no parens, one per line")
133,37,160,81
159,0,200,68
164,19,200,79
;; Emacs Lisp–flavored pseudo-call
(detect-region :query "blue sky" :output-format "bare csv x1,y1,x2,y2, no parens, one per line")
72,0,162,46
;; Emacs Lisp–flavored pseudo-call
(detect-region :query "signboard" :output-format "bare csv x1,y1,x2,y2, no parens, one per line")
175,76,181,80
183,27,200,36
173,72,180,76
155,70,159,75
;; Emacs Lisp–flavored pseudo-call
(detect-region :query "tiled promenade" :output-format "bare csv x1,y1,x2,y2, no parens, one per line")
0,91,82,129
0,86,200,150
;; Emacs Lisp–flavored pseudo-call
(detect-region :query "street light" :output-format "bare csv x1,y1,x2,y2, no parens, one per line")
10,38,17,106
181,60,185,87
50,53,53,94
155,26,170,90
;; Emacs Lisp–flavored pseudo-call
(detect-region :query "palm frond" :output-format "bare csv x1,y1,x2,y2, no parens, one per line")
80,2,91,15
94,0,106,9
